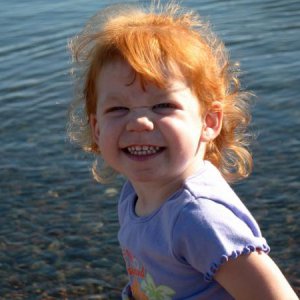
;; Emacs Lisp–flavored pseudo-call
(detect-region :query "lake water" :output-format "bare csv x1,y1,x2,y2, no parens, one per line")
1,0,299,298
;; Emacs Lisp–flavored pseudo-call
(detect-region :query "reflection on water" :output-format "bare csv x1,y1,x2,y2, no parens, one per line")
0,0,299,298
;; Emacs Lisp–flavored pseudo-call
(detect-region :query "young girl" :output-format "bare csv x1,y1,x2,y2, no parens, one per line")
68,3,298,300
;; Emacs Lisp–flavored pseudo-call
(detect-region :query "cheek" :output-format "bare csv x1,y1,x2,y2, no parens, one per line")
161,116,203,144
98,120,121,153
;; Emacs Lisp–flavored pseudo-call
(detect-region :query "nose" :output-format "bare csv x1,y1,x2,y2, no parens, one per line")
126,109,154,132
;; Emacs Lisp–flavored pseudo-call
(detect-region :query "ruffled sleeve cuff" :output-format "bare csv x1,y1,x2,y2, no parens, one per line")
204,243,270,281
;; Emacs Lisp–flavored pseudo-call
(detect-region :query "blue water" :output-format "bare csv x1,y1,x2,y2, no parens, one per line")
1,0,299,298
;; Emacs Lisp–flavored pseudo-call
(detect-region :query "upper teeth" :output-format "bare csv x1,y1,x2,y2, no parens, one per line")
127,145,160,155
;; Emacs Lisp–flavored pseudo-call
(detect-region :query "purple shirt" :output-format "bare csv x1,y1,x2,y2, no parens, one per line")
118,161,270,299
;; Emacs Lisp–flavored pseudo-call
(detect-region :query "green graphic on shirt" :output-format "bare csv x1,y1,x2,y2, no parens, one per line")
122,248,176,299
141,273,175,300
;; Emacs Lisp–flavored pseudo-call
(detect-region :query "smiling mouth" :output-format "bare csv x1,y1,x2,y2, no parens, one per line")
124,145,164,156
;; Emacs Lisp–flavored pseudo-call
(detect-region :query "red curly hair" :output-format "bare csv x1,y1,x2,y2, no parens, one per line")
68,3,253,182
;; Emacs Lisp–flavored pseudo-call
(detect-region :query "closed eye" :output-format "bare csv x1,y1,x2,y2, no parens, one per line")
105,106,129,114
152,103,178,114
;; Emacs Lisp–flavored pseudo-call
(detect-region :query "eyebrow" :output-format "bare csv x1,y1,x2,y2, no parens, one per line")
100,85,188,105
100,94,125,104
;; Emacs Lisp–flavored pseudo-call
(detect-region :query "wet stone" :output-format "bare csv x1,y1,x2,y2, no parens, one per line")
7,275,25,289
111,263,124,274
63,235,87,247
98,257,111,268
47,240,61,251
104,187,119,197
64,248,92,261
41,251,59,264
86,295,109,300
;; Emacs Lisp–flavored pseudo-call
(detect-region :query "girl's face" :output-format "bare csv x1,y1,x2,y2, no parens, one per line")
90,59,209,187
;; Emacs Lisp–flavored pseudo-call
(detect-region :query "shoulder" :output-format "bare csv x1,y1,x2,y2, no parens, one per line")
183,161,240,206
172,196,254,246
181,161,263,236
171,164,269,280
174,161,266,243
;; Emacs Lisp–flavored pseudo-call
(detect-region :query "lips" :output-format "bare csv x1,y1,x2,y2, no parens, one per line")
124,145,163,156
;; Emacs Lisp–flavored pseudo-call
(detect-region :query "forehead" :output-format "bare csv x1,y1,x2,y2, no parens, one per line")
97,59,190,101
97,59,135,93
97,60,143,103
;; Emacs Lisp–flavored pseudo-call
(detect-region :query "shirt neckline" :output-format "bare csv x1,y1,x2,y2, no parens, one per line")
127,161,210,223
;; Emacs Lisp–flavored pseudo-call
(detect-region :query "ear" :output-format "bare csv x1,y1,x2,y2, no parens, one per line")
90,113,100,145
201,102,223,142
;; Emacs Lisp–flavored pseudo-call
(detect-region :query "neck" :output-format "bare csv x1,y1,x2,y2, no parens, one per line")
131,160,205,216
132,179,183,217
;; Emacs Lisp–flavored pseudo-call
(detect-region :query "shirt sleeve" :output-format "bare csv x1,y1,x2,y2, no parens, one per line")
172,198,270,281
